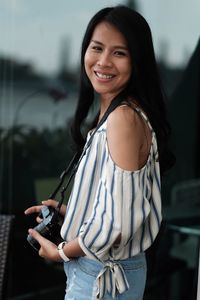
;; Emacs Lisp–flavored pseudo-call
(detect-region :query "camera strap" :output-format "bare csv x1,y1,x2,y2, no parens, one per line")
50,93,125,210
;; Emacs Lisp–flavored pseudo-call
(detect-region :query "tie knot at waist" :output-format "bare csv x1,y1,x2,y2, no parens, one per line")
96,260,129,299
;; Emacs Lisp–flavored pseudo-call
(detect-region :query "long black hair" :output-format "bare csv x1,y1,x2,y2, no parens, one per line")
70,5,175,175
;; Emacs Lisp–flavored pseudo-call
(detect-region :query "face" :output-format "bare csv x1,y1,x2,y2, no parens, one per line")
84,21,131,102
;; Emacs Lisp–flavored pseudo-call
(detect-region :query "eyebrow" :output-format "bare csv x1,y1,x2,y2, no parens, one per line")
91,40,128,50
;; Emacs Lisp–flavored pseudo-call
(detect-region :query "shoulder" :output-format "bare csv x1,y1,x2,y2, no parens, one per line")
106,105,145,171
107,104,144,141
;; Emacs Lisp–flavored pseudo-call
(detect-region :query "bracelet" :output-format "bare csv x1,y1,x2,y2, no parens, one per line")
57,241,70,262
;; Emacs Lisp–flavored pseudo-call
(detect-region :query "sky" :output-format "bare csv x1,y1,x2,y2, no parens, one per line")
0,0,200,75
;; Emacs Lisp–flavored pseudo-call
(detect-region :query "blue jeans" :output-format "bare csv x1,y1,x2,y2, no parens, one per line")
64,253,147,300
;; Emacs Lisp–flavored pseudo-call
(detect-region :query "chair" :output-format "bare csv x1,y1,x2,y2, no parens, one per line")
168,178,200,299
0,214,15,299
144,179,200,299
144,221,187,300
197,248,200,300
171,178,200,207
169,178,200,266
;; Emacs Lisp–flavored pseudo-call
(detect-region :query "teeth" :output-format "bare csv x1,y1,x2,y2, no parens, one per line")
96,72,113,79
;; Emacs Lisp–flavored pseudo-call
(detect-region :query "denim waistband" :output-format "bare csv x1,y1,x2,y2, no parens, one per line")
78,252,145,271
77,253,146,299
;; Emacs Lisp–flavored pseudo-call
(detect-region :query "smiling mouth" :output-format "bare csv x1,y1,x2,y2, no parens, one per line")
94,71,115,79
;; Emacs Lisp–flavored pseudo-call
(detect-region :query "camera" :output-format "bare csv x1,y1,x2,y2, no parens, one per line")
27,205,64,251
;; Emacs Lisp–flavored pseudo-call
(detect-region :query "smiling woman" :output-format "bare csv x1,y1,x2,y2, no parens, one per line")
25,5,175,300
84,21,131,103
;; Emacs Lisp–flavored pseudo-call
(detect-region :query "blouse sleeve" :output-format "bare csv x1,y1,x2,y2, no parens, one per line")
78,152,152,261
78,156,122,261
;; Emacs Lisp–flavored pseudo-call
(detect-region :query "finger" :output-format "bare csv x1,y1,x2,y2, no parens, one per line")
42,199,59,208
43,200,66,216
24,205,43,215
60,204,67,216
36,216,43,223
28,228,45,246
39,249,44,258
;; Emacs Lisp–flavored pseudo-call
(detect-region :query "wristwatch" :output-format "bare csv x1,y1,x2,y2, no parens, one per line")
57,241,70,262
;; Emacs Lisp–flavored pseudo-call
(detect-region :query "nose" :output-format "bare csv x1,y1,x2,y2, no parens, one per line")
97,52,112,68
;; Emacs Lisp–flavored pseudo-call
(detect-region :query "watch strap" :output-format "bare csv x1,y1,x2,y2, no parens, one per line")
57,241,70,262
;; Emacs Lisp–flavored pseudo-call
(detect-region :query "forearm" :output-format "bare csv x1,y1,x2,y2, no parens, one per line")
63,238,85,258
61,234,120,261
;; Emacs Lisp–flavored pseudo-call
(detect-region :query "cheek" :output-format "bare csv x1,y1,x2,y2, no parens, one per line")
120,63,132,81
84,51,93,71
84,52,90,73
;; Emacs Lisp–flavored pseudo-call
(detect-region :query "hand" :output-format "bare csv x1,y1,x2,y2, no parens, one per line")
28,228,62,262
24,199,67,222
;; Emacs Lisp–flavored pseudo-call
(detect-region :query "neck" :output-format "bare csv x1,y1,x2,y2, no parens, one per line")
99,96,113,120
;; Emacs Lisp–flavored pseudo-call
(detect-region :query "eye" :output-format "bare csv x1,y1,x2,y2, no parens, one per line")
114,50,127,56
91,46,102,52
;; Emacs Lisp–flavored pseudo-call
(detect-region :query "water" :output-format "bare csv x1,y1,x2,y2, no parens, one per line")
0,83,78,131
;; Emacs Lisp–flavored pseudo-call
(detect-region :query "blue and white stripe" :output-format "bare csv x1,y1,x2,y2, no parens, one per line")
61,109,162,299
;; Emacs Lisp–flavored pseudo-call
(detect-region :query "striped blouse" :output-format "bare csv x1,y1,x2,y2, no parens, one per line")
61,107,162,299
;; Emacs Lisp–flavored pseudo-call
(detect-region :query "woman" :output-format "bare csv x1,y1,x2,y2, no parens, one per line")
25,5,175,300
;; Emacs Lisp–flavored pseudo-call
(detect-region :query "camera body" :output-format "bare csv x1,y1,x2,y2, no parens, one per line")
27,205,63,251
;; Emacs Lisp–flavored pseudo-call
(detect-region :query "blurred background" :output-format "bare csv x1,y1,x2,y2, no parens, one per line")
0,0,200,299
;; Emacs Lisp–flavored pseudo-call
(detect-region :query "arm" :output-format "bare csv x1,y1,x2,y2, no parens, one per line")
25,199,75,261
27,229,85,261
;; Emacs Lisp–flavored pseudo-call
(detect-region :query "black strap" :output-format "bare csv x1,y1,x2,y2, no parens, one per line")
50,94,124,210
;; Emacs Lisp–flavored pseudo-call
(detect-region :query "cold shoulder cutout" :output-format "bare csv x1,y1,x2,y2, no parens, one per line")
106,105,152,171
